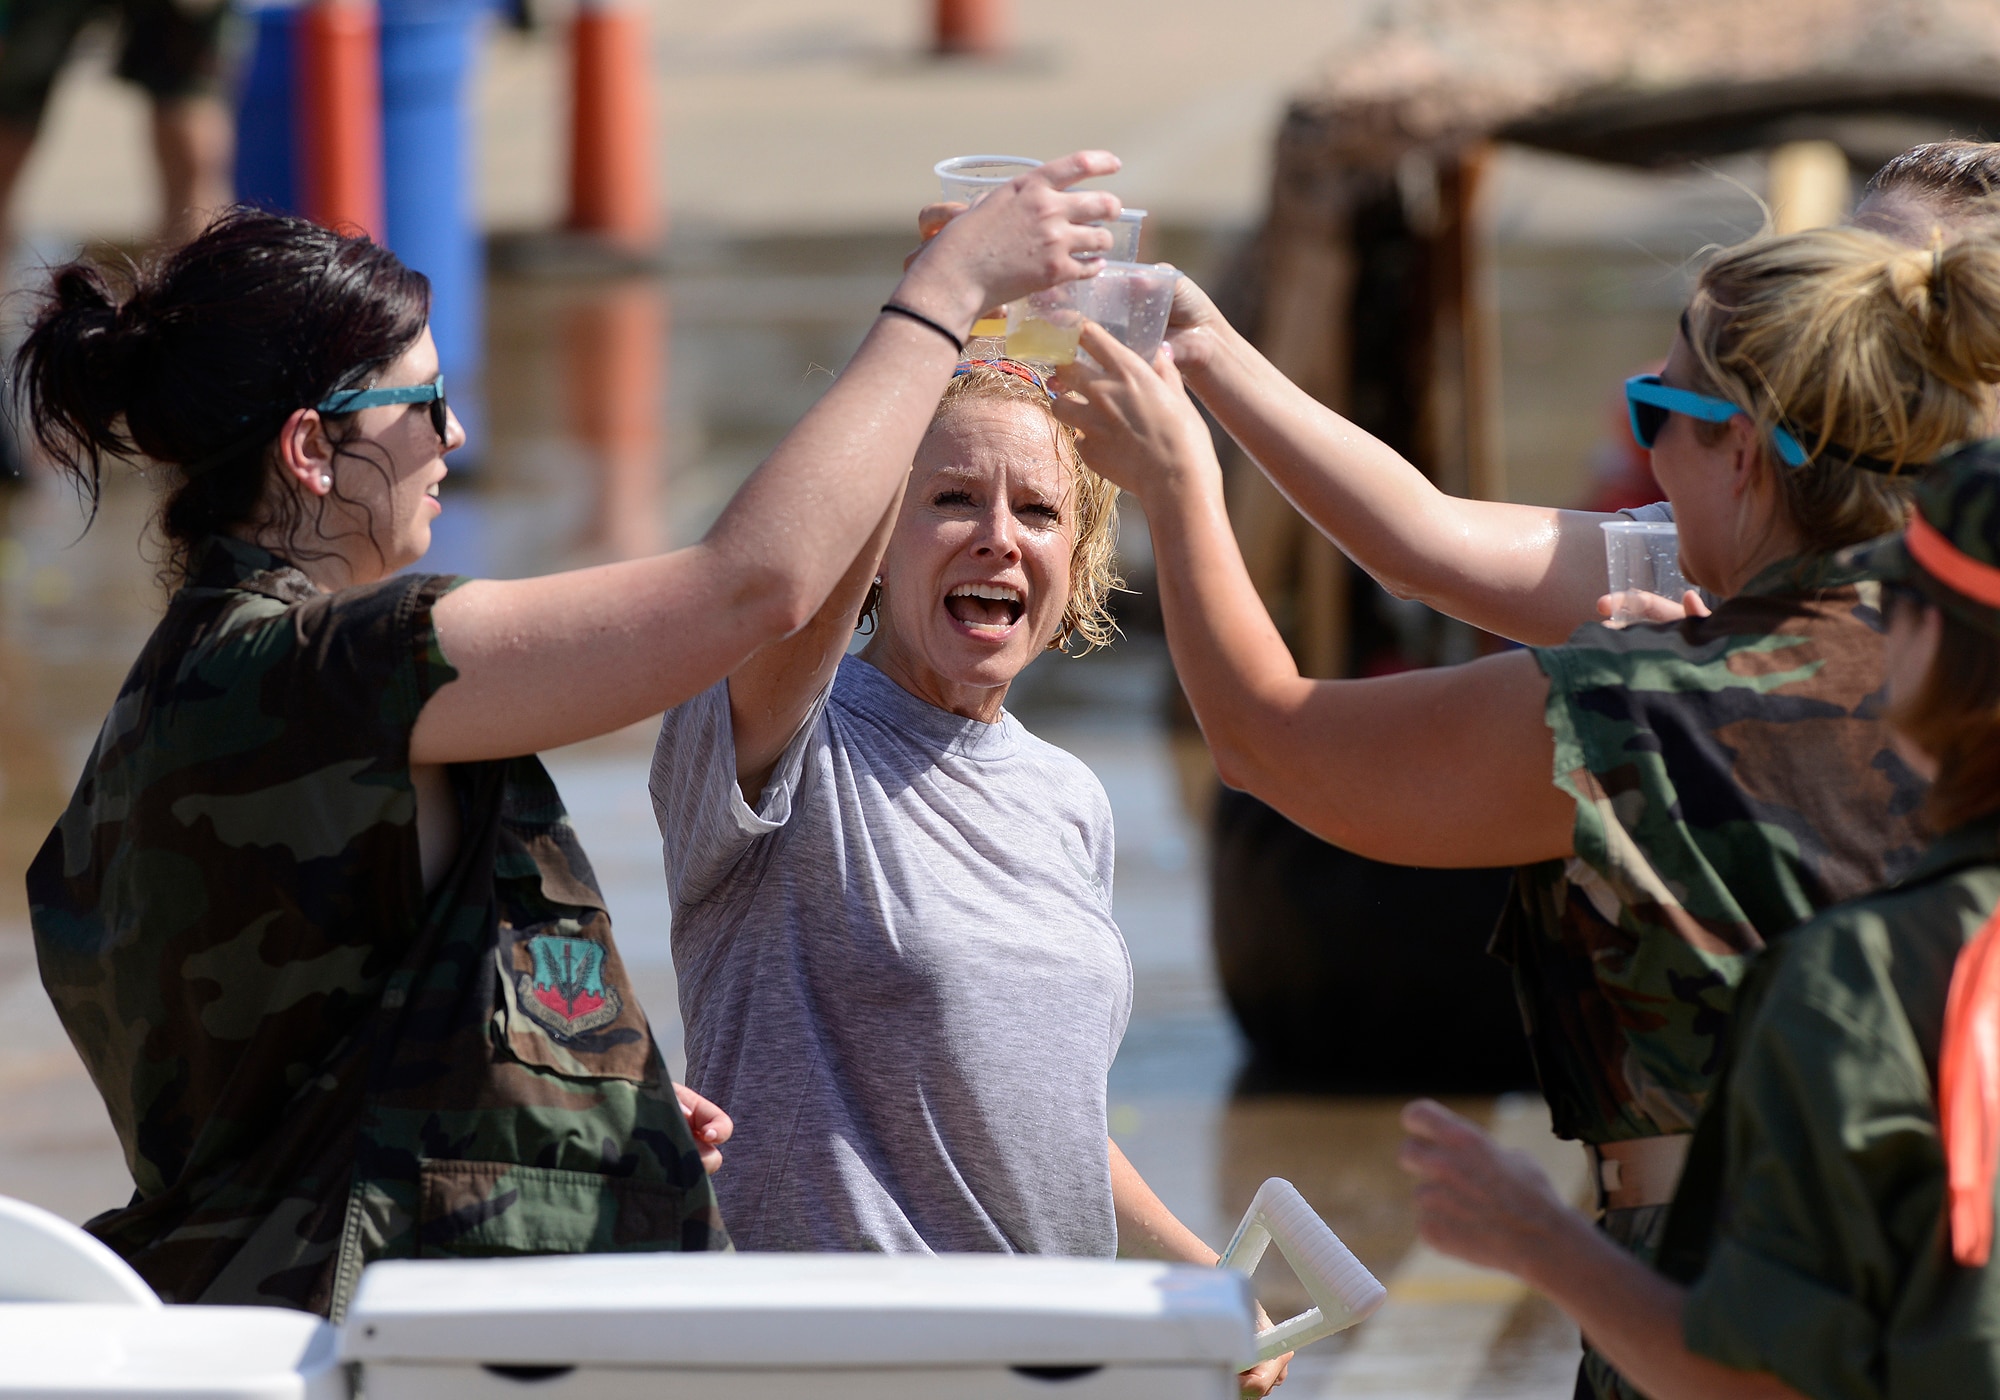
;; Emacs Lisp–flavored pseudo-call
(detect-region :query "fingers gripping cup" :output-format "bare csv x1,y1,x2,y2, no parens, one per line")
935,155,1044,337
1071,260,1183,363
1601,520,1692,626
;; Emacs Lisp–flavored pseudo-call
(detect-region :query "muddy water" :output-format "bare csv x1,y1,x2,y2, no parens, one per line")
0,230,1662,1395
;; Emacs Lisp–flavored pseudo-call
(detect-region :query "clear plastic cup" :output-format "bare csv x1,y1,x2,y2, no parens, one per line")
935,154,1043,206
1601,520,1691,626
1080,209,1146,262
936,155,1044,336
1005,284,1084,366
1072,260,1182,363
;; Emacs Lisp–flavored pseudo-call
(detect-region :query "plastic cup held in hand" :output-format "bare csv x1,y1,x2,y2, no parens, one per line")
935,154,1043,206
1220,1178,1386,1363
1071,260,1183,363
1601,520,1691,626
935,155,1044,336
1081,208,1146,262
1006,284,1084,366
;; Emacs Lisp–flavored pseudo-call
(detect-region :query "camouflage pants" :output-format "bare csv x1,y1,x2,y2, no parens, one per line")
1573,1204,1670,1400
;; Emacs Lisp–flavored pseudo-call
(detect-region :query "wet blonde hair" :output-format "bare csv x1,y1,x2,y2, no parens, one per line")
1681,226,2000,552
925,363,1123,653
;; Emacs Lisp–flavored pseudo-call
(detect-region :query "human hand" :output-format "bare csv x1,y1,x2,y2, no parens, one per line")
1397,1099,1583,1286
1237,1306,1292,1399
1163,274,1228,377
1596,588,1712,627
676,1082,733,1175
1051,322,1220,501
904,201,966,270
898,152,1122,330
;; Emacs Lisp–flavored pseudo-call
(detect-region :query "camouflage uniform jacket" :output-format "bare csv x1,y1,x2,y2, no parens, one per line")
26,536,725,1318
1660,814,2000,1398
1498,552,1930,1150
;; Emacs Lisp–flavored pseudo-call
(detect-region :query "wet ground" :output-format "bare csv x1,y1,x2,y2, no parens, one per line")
0,227,1678,1396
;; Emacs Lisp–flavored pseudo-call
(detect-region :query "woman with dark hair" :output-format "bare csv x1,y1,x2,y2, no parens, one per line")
22,158,1120,1315
1398,445,2000,1399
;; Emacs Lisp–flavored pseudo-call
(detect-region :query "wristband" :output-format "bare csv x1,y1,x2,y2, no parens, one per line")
879,302,967,353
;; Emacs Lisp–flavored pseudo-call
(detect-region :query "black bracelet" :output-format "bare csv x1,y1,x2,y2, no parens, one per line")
879,301,967,353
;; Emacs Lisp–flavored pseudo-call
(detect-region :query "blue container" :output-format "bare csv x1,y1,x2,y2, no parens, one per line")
380,0,487,462
233,4,299,212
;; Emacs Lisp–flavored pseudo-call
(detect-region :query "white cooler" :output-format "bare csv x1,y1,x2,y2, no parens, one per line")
341,1254,1256,1399
0,1305,343,1400
0,1194,343,1400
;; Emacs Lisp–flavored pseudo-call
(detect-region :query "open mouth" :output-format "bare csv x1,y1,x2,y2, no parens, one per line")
945,582,1025,633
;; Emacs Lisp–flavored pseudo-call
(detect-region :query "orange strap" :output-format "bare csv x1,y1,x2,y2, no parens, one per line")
1940,900,2000,1266
1907,515,2000,610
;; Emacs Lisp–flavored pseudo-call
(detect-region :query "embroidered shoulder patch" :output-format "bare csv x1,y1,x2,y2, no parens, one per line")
518,934,623,1038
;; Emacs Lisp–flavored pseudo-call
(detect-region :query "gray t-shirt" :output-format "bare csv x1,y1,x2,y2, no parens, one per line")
1622,500,1674,523
650,655,1133,1256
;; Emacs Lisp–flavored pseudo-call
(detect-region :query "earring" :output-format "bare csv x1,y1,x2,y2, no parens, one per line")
318,473,332,491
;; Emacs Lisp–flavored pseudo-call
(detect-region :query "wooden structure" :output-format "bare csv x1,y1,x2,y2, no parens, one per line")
1213,0,2000,1089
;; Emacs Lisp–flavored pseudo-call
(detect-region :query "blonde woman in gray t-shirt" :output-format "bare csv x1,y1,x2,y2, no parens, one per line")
653,358,1287,1397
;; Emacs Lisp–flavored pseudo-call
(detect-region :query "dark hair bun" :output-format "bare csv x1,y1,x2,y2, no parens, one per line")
15,206,430,581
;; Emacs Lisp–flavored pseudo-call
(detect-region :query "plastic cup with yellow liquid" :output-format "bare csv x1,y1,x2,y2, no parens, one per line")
1006,284,1085,366
936,155,1044,337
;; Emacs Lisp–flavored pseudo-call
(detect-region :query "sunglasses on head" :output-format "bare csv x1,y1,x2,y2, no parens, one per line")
316,373,449,444
954,357,1056,400
1622,374,1809,468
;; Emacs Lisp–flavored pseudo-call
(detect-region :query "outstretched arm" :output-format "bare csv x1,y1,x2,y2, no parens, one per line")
411,153,1125,764
1399,1101,1806,1400
1055,326,1574,869
1163,277,1623,647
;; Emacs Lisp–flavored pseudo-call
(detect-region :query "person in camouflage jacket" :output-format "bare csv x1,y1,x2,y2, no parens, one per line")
1393,441,2000,1400
1056,212,2000,1397
17,176,1120,1315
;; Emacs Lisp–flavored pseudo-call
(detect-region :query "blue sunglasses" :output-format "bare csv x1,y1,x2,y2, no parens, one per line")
316,373,449,443
1623,374,1808,469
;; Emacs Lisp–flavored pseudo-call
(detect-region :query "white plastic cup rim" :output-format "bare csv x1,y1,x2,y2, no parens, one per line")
934,154,1045,188
1601,520,1676,535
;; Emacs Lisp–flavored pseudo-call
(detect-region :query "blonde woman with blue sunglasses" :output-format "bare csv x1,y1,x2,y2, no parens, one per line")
1057,217,2000,1400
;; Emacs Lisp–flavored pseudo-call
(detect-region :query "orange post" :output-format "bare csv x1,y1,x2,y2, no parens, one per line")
568,0,658,246
934,0,1006,55
296,0,385,240
565,280,667,559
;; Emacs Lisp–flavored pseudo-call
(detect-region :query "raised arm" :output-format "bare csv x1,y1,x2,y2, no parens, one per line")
727,493,900,801
1055,325,1574,869
1163,277,1622,646
411,154,1123,764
